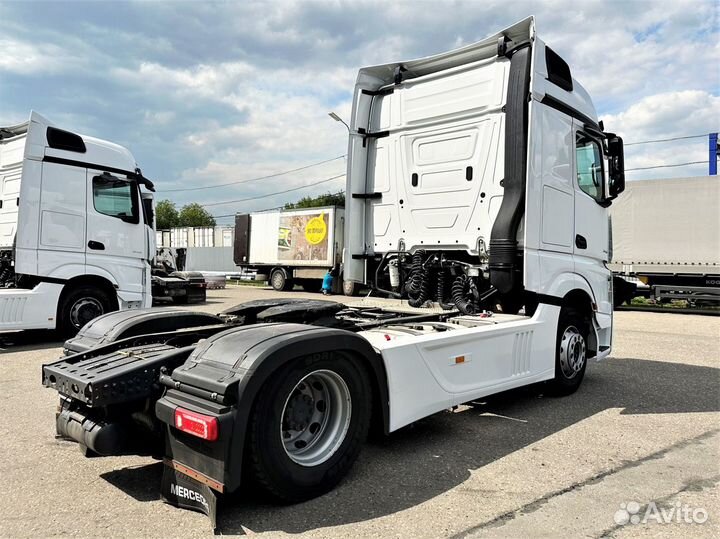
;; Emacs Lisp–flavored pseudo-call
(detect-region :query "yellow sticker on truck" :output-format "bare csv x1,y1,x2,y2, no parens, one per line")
304,214,327,245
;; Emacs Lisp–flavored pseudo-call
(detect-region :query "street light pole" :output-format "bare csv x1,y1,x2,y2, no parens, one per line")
328,112,350,133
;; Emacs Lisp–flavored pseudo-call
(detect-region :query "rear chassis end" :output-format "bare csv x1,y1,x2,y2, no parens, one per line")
42,299,382,480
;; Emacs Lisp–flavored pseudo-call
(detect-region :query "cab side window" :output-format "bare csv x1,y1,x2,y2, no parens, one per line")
92,174,139,223
575,133,604,203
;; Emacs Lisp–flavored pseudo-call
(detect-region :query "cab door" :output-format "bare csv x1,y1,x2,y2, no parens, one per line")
572,122,612,313
85,170,147,299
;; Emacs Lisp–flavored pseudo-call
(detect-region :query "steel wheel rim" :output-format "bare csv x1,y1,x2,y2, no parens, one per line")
272,272,284,289
280,369,352,467
559,325,586,379
69,297,103,329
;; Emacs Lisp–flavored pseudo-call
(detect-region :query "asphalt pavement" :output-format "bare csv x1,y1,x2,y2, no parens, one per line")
0,285,718,538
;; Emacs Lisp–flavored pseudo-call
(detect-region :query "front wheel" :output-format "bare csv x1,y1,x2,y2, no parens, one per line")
547,308,589,396
245,353,371,502
343,280,358,296
58,285,116,336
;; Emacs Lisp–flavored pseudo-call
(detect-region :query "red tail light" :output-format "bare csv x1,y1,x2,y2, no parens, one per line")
174,408,218,441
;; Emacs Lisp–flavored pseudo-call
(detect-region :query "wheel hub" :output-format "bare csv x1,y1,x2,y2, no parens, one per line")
559,325,586,379
280,369,352,467
69,297,103,329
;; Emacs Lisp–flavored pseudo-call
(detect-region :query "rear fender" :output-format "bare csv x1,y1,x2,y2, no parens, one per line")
64,307,224,355
156,323,388,493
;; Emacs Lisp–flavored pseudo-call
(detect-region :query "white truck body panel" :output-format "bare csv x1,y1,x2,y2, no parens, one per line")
609,177,720,275
364,56,507,255
359,302,559,431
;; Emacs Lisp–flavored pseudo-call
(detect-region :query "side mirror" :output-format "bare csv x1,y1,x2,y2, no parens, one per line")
607,134,625,198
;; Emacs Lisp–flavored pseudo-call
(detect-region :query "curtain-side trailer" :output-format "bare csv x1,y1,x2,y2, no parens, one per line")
42,17,626,526
610,176,720,306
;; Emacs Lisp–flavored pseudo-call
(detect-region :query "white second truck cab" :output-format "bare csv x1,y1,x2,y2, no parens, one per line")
0,112,155,334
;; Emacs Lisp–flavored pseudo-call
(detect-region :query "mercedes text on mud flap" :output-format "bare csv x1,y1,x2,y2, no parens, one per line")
42,17,625,525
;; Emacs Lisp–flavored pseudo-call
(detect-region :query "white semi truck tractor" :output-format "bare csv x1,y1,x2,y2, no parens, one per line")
0,112,156,334
42,17,625,525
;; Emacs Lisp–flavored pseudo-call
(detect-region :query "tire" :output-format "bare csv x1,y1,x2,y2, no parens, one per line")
171,295,189,304
547,308,589,396
270,269,293,292
246,352,372,502
343,280,358,297
58,285,116,336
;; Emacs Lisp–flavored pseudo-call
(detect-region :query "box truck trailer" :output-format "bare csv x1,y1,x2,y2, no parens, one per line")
233,206,344,292
42,17,625,525
610,176,720,306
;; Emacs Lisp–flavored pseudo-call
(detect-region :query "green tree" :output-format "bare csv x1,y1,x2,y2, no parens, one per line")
284,191,345,209
178,203,216,227
155,199,179,229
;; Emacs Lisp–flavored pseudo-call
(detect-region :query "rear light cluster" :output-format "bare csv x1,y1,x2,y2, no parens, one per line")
174,408,218,441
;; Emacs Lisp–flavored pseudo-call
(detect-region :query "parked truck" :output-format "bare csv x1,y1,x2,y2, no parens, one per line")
0,112,156,335
610,176,720,306
0,113,206,334
233,206,344,292
42,17,625,526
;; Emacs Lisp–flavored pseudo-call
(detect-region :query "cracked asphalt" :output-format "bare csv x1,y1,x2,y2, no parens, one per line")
1,286,718,538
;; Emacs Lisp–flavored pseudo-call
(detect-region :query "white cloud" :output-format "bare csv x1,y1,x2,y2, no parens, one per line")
603,91,719,180
2,0,717,216
0,38,83,74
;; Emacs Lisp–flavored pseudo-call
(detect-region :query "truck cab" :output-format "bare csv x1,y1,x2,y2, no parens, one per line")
0,112,155,334
344,16,624,353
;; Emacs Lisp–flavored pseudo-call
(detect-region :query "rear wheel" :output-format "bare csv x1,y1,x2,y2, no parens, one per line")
246,353,371,502
343,280,358,296
270,269,293,291
547,308,589,396
58,285,116,336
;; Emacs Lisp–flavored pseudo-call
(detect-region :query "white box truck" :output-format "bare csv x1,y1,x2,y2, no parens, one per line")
43,17,626,525
0,112,156,334
233,206,344,291
610,176,720,305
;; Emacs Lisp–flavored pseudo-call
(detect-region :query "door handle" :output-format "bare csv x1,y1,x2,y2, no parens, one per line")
575,235,587,249
88,240,105,251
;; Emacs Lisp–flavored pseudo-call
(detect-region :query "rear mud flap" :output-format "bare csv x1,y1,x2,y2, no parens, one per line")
161,460,219,530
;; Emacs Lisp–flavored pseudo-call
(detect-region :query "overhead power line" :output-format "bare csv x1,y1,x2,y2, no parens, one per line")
158,155,346,193
200,174,345,208
625,134,708,146
625,160,709,172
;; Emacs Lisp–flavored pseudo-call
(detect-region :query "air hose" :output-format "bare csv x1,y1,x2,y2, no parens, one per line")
405,250,431,307
451,274,479,314
437,270,456,310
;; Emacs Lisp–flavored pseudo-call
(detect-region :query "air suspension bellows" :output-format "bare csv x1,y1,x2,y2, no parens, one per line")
452,274,479,314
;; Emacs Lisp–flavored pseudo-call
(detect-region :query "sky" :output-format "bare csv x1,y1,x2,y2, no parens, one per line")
1,0,718,224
